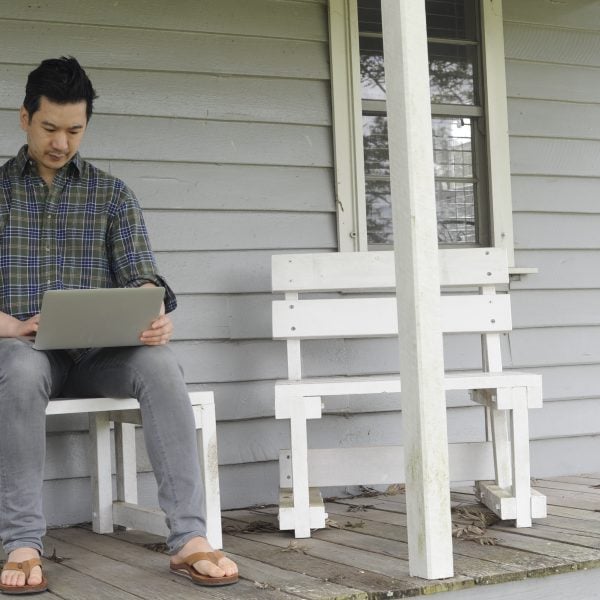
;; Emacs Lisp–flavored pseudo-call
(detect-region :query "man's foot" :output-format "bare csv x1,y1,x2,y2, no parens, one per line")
0,548,44,590
170,537,238,584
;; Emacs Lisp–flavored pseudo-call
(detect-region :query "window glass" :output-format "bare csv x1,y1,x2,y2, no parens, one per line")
358,0,486,248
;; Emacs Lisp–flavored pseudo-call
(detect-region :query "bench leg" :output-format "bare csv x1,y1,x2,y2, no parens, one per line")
289,399,312,538
192,397,223,550
511,389,532,527
89,413,114,533
115,422,138,505
490,405,512,490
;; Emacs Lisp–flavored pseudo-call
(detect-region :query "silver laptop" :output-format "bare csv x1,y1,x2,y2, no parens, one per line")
32,287,165,350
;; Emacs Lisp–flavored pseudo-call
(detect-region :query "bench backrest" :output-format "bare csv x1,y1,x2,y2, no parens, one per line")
272,248,509,379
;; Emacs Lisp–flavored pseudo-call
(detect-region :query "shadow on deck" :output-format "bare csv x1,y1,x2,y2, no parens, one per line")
4,474,600,599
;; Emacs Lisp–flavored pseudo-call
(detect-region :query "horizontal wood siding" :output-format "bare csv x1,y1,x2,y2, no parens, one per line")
0,0,335,513
505,0,600,478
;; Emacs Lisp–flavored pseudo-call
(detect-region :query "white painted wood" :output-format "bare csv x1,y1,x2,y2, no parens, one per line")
511,391,533,527
0,21,330,79
114,423,138,505
272,244,543,555
272,295,512,339
381,0,453,579
290,398,313,538
482,0,515,266
278,488,327,531
279,442,495,487
504,0,600,30
46,397,140,415
88,413,114,534
515,213,600,251
0,65,331,126
510,138,600,178
274,370,542,399
48,392,221,546
509,98,600,141
504,21,600,67
507,61,600,104
477,483,547,521
272,248,509,292
190,394,223,550
106,162,334,212
145,211,335,252
0,0,329,41
0,114,333,168
328,0,368,251
112,502,169,537
511,176,600,214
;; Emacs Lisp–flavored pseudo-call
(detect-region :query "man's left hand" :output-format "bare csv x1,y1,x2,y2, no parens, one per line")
140,307,173,346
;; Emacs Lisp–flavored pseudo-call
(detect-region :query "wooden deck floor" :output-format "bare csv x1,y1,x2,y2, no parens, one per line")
5,474,600,599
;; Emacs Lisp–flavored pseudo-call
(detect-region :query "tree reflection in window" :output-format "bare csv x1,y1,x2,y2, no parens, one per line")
358,0,486,247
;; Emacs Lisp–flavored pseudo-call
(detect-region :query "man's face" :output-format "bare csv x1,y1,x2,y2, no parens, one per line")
19,96,87,181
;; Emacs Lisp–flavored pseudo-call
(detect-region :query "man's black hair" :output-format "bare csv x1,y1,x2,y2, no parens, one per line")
23,56,98,122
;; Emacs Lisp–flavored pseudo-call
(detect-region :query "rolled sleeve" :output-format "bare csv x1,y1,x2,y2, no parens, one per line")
109,184,178,313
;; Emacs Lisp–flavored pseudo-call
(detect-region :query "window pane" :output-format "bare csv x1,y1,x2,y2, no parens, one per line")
363,115,389,177
433,117,477,243
357,0,382,33
364,116,480,246
360,35,385,100
366,179,393,245
426,0,478,40
429,42,478,105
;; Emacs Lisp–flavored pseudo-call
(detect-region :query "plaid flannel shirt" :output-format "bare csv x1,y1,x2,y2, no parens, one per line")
0,145,177,360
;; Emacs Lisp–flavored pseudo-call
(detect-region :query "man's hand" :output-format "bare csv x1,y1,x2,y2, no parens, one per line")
140,305,173,346
0,313,40,338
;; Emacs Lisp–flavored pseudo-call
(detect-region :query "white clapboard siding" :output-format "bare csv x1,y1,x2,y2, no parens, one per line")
511,250,600,290
511,289,600,328
0,66,332,125
170,294,273,341
0,0,328,41
514,213,600,250
0,22,329,79
504,21,600,67
145,212,336,252
507,61,600,104
0,114,333,167
508,98,600,141
511,176,600,213
503,0,600,30
510,137,600,177
108,162,334,212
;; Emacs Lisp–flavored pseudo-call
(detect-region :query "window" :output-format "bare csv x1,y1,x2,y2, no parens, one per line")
358,0,489,248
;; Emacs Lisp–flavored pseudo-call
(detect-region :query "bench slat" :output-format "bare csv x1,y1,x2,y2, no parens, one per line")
273,294,511,339
272,248,508,292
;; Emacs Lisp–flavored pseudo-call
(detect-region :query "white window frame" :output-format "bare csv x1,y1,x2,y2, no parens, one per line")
328,0,516,265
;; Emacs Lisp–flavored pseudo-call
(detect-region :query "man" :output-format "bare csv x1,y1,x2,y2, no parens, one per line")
0,57,238,594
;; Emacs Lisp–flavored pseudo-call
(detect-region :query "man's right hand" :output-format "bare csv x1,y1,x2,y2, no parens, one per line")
0,313,40,338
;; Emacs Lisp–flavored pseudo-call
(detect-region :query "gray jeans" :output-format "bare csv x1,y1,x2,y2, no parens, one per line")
0,338,206,555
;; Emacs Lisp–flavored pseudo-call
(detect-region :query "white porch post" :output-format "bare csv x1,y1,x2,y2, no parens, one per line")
381,0,454,579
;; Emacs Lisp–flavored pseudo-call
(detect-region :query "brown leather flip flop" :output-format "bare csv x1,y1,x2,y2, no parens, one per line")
169,551,238,586
0,558,48,595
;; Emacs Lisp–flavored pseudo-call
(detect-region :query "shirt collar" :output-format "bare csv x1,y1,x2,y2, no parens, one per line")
16,145,83,179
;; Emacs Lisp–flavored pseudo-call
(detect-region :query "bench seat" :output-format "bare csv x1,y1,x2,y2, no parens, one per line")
46,391,222,549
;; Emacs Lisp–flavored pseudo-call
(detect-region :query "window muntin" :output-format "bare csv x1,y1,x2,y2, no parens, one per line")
358,0,488,248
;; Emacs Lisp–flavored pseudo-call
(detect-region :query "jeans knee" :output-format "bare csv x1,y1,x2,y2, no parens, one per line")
0,340,53,400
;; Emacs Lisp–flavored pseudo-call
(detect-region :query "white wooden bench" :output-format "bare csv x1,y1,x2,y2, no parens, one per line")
272,248,546,538
46,390,222,549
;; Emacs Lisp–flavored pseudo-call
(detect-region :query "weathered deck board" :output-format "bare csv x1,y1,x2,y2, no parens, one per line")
6,475,600,598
